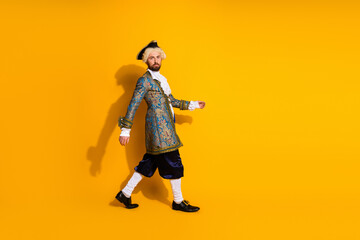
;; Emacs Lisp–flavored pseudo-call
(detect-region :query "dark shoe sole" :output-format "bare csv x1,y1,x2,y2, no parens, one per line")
172,207,200,212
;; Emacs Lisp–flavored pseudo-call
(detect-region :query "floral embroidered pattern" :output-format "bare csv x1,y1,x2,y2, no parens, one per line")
119,71,190,155
169,94,190,110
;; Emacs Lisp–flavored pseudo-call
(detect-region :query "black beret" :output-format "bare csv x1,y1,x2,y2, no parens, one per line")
136,40,159,60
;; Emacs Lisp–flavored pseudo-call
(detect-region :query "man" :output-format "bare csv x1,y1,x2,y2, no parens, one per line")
115,40,205,212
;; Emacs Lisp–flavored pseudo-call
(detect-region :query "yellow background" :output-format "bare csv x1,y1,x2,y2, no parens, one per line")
1,0,360,239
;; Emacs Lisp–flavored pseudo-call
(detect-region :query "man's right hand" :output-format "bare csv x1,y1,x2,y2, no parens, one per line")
119,136,130,146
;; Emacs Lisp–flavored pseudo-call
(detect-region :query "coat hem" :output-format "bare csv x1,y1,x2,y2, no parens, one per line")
146,142,183,155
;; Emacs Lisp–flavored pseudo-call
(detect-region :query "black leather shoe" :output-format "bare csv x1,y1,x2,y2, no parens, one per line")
172,200,200,212
115,191,139,209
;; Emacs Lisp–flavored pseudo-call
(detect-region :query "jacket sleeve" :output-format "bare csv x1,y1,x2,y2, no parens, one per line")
118,77,148,128
168,93,190,110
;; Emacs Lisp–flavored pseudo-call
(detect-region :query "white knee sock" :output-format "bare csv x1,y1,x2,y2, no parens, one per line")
122,172,143,198
170,178,184,204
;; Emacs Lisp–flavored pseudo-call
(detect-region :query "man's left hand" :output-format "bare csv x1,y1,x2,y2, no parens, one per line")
198,101,206,109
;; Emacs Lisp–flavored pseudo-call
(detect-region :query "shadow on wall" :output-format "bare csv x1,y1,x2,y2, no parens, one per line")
87,64,193,207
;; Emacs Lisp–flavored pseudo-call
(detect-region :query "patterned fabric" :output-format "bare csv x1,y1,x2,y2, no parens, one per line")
119,71,190,155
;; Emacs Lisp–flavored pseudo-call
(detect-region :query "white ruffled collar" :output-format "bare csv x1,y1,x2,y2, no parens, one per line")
147,69,171,95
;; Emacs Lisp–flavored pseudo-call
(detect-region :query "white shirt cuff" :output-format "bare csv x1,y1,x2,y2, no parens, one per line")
120,128,131,137
188,101,200,111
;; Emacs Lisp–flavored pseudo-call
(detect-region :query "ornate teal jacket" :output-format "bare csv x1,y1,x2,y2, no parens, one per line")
119,71,191,155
